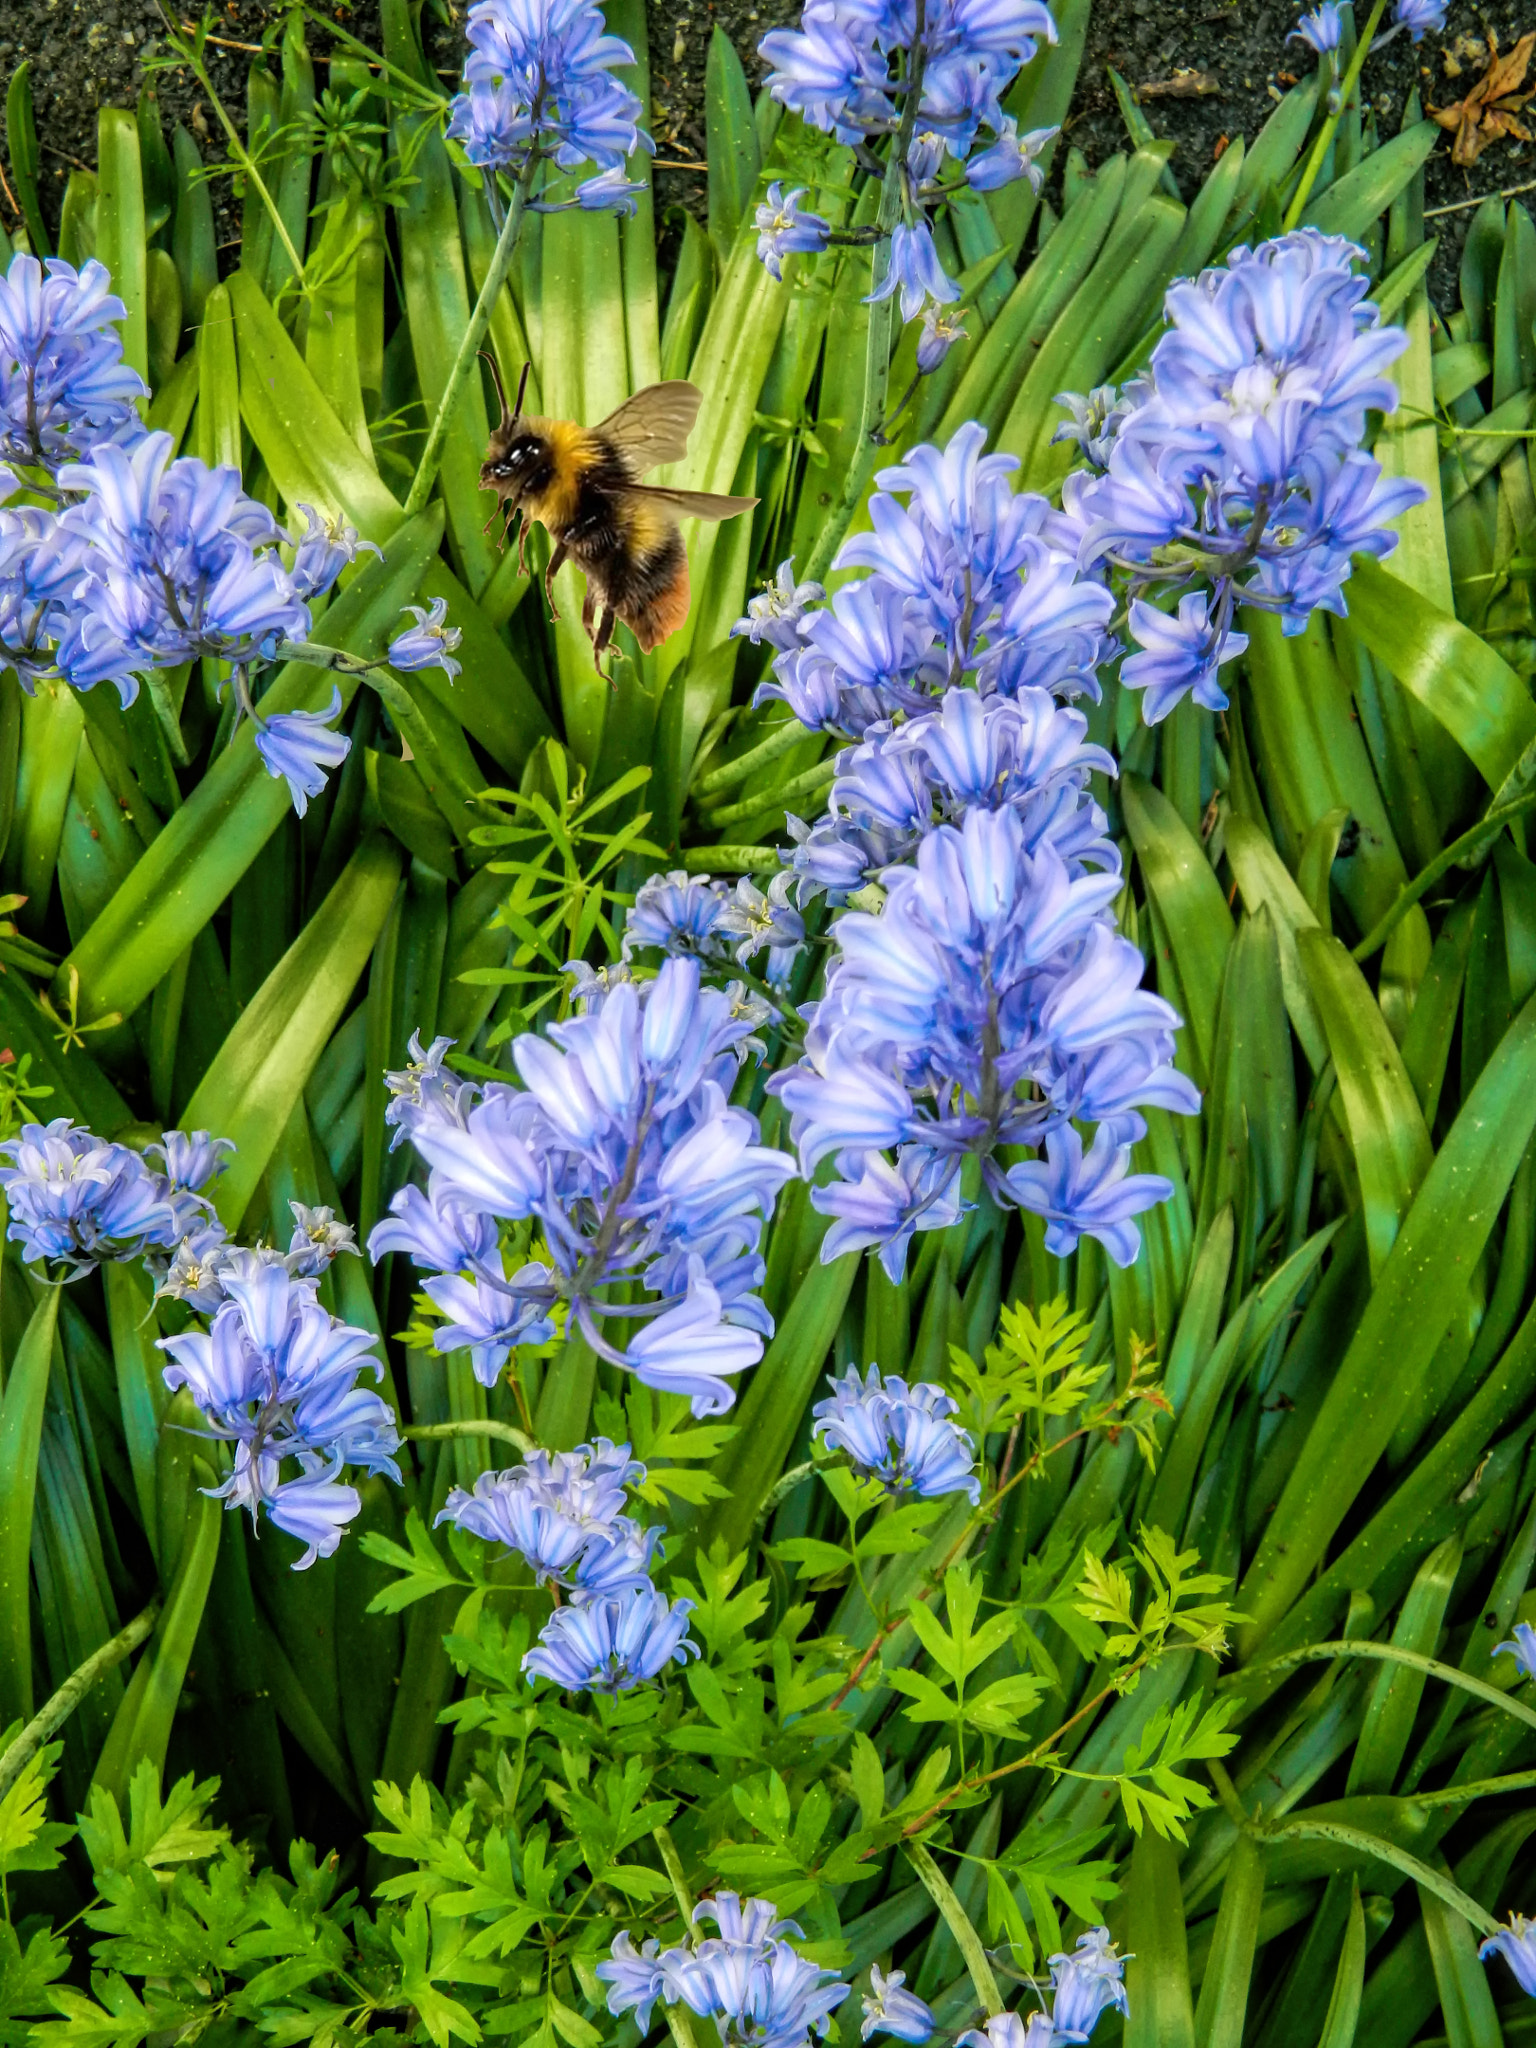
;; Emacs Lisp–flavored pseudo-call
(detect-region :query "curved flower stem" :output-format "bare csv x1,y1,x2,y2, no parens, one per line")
0,1600,160,1801
803,0,929,583
693,718,812,800
904,1842,1004,2016
403,1418,539,1457
403,137,544,519
1349,786,1536,963
271,638,388,677
1282,0,1388,231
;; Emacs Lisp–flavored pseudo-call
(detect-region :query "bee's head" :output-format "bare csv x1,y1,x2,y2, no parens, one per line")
478,354,539,494
480,427,548,493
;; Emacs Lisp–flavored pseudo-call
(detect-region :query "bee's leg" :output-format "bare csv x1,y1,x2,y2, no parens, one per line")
516,513,534,578
483,498,508,542
543,539,568,621
581,584,597,646
593,606,617,682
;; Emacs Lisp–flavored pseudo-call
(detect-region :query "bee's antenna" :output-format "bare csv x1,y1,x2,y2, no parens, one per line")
512,361,531,426
479,349,513,430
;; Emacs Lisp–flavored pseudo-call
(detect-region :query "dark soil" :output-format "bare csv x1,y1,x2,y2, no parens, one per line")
1,0,1530,316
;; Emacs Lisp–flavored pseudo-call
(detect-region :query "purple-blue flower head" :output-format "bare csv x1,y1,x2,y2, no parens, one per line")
732,559,825,652
448,0,649,186
814,1366,981,1502
522,1582,698,1692
1290,3,1342,53
625,870,731,962
437,1438,647,1593
1495,1620,1536,1682
1047,1927,1131,2038
966,117,1055,192
53,432,315,702
1481,1915,1536,1998
253,686,352,817
917,303,968,375
862,1966,935,2043
1392,0,1445,39
1122,592,1248,722
0,253,147,471
755,182,832,280
0,1119,180,1276
389,596,463,680
867,222,960,325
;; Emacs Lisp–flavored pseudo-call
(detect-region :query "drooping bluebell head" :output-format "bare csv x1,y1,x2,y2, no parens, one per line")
522,1581,698,1692
1481,1915,1536,1998
0,253,147,472
813,1366,981,1502
368,960,798,1412
861,1966,936,2043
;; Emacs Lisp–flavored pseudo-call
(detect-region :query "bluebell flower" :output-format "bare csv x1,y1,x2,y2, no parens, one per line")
1004,1124,1174,1267
253,687,352,817
813,1365,981,1503
0,504,86,690
716,872,806,981
571,1519,665,1602
624,870,731,962
656,1894,851,2048
53,433,316,703
0,1118,179,1276
596,1935,669,2033
732,559,826,653
917,304,968,374
422,1266,558,1384
379,961,796,1412
966,118,1055,192
368,1182,499,1271
861,1966,935,2043
158,1260,399,1564
1290,4,1342,53
759,11,893,143
755,183,832,280
1495,1620,1536,1682
1122,592,1249,722
286,1202,359,1277
522,1582,698,1692
437,1438,645,1591
1051,384,1131,471
448,0,649,194
154,1225,237,1314
1392,0,1445,39
772,802,1190,1275
575,167,647,214
1047,1928,1131,2038
288,503,380,597
867,222,960,325
816,1146,965,1280
0,253,147,471
380,1031,475,1150
957,2014,1052,2048
1480,1915,1536,1997
388,597,463,680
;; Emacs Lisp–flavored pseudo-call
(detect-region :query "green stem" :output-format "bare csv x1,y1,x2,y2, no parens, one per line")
701,758,837,833
404,1419,538,1456
1350,788,1536,962
0,1601,159,1801
803,0,929,584
680,845,783,874
1226,1638,1536,1734
693,718,810,799
653,1824,695,1923
1282,0,1388,231
403,150,540,519
1257,1818,1501,1937
904,1840,1004,2017
181,38,308,292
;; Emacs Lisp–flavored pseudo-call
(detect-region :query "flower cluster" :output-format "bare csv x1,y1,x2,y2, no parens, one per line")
437,1438,660,1599
814,1366,980,1502
447,0,649,215
599,1893,849,2045
773,795,1193,1277
625,869,806,985
0,251,460,819
957,1931,1130,2048
756,0,1058,344
367,962,797,1414
1055,229,1424,722
0,1118,236,1279
159,1258,399,1569
861,1967,935,2043
740,423,1114,742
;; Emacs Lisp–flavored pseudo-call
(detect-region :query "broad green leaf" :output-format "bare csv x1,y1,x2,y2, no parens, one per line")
0,1286,58,1725
185,834,402,1228
1126,1824,1195,2048
1122,772,1233,1085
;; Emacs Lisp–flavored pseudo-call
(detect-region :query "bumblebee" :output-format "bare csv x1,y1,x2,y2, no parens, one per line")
479,359,758,668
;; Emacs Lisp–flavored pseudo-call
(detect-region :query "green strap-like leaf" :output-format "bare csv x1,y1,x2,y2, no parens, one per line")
0,1286,59,1726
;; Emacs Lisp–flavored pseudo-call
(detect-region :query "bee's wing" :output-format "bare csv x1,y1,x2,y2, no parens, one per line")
624,486,760,521
593,382,703,474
